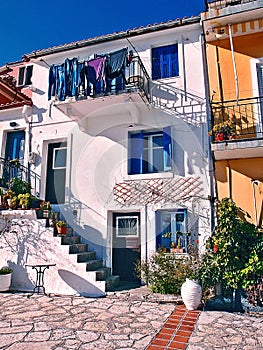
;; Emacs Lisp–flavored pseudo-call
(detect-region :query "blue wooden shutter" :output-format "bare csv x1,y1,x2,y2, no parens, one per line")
163,126,172,170
152,45,179,80
129,132,144,174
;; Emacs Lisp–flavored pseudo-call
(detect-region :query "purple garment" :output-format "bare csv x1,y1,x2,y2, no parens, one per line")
86,57,106,88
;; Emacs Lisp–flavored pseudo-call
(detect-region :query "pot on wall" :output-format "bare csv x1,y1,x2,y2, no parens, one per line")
181,278,202,310
0,272,12,292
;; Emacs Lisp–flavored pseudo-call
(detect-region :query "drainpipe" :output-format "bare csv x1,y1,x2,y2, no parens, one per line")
201,22,216,233
252,180,259,226
228,24,239,105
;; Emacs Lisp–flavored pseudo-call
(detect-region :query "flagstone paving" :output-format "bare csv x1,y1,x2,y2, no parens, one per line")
0,286,262,350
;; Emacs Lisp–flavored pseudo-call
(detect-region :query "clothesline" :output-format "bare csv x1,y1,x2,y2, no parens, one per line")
48,47,134,101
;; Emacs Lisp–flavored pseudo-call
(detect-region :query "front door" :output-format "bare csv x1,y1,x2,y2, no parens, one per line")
112,212,141,282
4,130,25,181
45,142,67,204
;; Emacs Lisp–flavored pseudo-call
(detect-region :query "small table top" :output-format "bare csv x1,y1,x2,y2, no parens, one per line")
26,263,56,268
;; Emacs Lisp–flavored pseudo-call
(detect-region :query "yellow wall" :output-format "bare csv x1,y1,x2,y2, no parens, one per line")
215,158,263,225
206,44,253,102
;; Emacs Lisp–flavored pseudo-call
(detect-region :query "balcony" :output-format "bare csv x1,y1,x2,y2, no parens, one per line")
205,0,260,10
54,56,150,130
210,97,263,159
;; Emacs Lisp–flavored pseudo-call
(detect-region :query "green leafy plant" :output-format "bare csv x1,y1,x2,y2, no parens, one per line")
136,248,199,295
40,201,52,210
0,267,13,275
17,193,32,209
199,198,263,311
56,220,66,227
9,178,31,196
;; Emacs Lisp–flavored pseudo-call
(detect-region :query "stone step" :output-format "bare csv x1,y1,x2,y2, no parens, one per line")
85,259,104,271
77,252,96,262
105,275,120,291
96,267,112,280
69,243,88,254
61,235,81,245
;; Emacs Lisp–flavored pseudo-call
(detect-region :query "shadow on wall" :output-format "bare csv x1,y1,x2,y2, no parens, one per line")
58,269,105,297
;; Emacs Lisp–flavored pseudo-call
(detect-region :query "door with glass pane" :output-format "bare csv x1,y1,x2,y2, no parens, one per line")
112,213,140,282
4,130,25,181
45,142,67,204
156,209,187,252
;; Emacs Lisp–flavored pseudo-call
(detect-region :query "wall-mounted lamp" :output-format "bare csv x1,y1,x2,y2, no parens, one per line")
10,122,18,127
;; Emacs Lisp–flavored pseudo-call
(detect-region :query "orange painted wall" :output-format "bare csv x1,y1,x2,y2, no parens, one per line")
215,158,263,225
206,44,253,102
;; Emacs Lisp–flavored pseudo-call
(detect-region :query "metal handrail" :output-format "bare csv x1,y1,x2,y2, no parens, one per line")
0,157,41,197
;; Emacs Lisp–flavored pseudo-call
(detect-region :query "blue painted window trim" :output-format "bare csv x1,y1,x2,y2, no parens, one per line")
152,44,179,80
128,127,172,175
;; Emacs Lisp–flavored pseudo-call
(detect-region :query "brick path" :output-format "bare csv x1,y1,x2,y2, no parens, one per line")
147,305,200,350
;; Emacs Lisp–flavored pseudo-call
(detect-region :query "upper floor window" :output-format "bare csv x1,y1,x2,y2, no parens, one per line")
128,127,172,175
152,44,179,80
17,65,33,86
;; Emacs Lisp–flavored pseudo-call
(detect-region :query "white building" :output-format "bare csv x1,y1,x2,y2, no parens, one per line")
0,16,213,296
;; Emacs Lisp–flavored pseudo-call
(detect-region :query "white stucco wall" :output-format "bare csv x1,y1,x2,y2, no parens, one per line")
1,21,212,275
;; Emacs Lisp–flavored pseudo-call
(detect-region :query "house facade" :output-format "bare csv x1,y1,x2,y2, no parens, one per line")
0,16,212,295
202,0,263,225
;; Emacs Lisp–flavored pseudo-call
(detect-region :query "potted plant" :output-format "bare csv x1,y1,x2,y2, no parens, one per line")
170,231,185,253
209,121,235,141
17,193,32,209
0,266,13,292
36,201,52,218
56,220,67,235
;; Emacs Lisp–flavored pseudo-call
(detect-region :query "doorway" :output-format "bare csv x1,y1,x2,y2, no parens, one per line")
45,142,67,204
112,212,141,282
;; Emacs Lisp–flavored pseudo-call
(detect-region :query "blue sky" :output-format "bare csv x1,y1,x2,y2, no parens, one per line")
0,0,205,66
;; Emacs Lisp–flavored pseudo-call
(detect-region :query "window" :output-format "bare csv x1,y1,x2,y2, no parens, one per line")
116,216,139,237
17,65,33,86
128,127,172,175
52,147,67,169
156,209,187,251
152,44,179,80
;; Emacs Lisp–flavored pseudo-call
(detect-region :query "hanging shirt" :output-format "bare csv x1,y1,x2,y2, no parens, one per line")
106,48,128,80
86,57,106,88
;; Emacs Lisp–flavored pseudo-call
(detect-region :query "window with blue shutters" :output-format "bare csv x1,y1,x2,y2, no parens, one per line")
128,127,172,175
152,44,179,80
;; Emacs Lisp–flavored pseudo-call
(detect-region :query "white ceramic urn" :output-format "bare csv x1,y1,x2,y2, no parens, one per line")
181,278,202,310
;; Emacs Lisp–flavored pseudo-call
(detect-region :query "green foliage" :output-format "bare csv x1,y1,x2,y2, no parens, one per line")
17,193,32,209
56,220,66,227
0,267,13,275
9,178,31,196
136,248,200,294
199,198,263,290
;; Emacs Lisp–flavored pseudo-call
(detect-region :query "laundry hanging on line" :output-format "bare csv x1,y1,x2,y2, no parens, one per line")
48,48,131,101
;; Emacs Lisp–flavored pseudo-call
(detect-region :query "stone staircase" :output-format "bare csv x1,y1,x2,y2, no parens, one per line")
56,227,120,293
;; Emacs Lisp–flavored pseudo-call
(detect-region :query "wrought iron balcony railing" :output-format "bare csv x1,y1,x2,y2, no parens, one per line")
0,158,41,197
205,0,258,10
210,97,263,141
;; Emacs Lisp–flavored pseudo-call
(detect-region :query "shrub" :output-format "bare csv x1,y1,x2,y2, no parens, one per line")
136,249,197,295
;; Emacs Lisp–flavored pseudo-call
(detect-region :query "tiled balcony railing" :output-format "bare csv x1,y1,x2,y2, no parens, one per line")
205,0,258,10
210,97,263,141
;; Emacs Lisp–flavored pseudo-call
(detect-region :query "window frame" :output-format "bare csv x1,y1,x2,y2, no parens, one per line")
52,147,67,170
17,65,33,87
128,127,172,175
116,216,139,238
152,44,179,80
